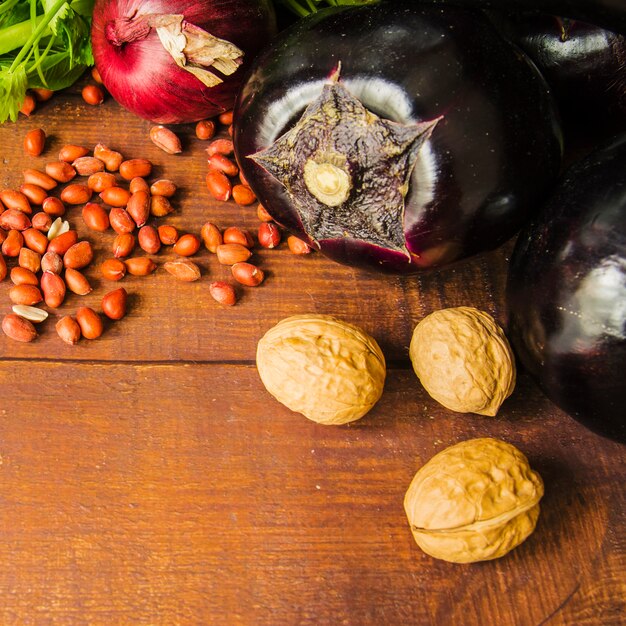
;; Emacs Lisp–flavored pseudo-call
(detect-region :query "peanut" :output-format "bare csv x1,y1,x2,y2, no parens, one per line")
149,179,177,197
258,222,281,249
19,183,48,206
63,240,94,269
40,270,66,308
231,262,264,286
257,203,273,222
100,186,131,207
129,177,149,194
56,315,81,344
195,120,216,140
64,267,93,295
209,281,237,306
218,110,234,125
72,156,105,176
102,287,128,320
76,307,104,339
0,209,31,231
223,227,254,248
32,88,54,102
9,283,43,306
100,258,127,281
201,222,222,253
82,202,110,232
287,235,313,254
82,84,104,106
31,212,52,232
126,190,150,227
173,233,201,257
60,183,92,204
2,313,37,342
24,128,46,157
88,171,117,192
109,208,136,234
18,247,41,273
10,266,39,286
138,225,161,254
23,228,49,254
23,168,57,190
206,138,234,156
158,224,179,245
41,251,63,274
112,232,136,258
119,159,152,180
45,161,77,183
150,195,173,217
163,258,201,282
47,230,78,255
208,153,239,177
232,184,256,206
216,243,252,265
59,145,89,163
0,253,6,281
19,93,35,116
42,196,66,217
150,125,182,154
206,169,231,202
3,230,24,257
125,257,157,276
0,189,31,214
94,144,123,171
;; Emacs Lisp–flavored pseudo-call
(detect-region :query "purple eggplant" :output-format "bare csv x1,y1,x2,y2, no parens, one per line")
233,2,563,273
507,134,626,444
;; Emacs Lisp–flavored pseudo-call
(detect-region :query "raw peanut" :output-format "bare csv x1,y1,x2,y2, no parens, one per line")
87,171,117,192
31,88,54,102
47,217,70,240
23,168,57,190
208,153,239,177
11,305,48,323
119,158,152,180
150,125,182,154
94,144,123,171
56,315,81,344
75,307,104,339
9,284,43,306
59,145,89,162
163,258,201,282
0,253,6,281
100,258,127,281
19,93,36,116
24,128,46,156
47,230,78,255
223,227,254,248
0,228,6,245
0,189,32,214
150,195,174,217
18,247,41,273
42,196,66,217
227,124,233,137
125,257,157,276
149,179,177,197
100,186,130,207
201,222,222,252
129,177,149,194
23,228,49,254
258,222,281,249
2,230,24,256
60,183,92,204
232,184,256,206
102,287,128,320
218,110,234,125
173,233,201,257
40,270,66,308
109,208,136,234
82,202,110,232
216,243,252,265
206,169,231,201
91,67,103,83
206,138,233,156
72,156,105,176
158,224,179,245
20,183,48,205
41,250,63,274
112,232,136,258
138,225,161,254
82,84,104,105
2,313,37,342
231,262,265,286
63,241,94,269
209,281,237,306
287,235,313,254
0,209,31,231
64,267,93,295
10,267,39,286
195,120,216,140
31,212,52,232
45,161,76,183
257,203,273,222
126,190,150,227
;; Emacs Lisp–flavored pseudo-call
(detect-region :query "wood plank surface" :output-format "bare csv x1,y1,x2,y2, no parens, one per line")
0,77,624,625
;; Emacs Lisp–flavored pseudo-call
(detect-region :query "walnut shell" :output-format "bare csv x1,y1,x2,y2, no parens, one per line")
256,314,386,425
409,306,516,416
404,438,544,563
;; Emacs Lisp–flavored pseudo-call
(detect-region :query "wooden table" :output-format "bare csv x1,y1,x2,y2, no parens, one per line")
0,80,624,626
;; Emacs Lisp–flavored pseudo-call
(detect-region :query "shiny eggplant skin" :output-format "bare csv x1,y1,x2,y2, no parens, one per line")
233,2,563,273
507,134,626,444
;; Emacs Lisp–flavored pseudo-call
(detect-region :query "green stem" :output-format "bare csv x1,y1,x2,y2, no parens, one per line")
0,0,20,16
0,15,46,55
9,0,67,72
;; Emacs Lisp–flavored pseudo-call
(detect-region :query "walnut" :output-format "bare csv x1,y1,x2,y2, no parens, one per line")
256,314,386,425
409,306,516,416
404,438,544,563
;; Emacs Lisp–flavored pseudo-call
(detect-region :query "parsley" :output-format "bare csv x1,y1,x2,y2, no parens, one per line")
0,0,95,123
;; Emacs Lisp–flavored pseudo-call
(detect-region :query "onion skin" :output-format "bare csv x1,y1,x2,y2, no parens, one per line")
506,134,626,444
91,0,276,124
233,3,563,273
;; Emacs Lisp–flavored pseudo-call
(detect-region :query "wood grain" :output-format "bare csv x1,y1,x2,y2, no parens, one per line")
0,79,623,625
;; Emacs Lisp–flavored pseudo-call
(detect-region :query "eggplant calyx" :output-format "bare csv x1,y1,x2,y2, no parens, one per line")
250,71,441,255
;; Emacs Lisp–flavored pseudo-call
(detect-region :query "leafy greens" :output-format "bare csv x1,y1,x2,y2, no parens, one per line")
0,0,95,123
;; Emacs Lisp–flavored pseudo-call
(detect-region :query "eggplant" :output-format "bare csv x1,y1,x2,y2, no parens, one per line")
233,2,562,273
491,13,626,133
506,134,626,444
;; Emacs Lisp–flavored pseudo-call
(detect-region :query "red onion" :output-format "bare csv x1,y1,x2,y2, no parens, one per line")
91,0,276,124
